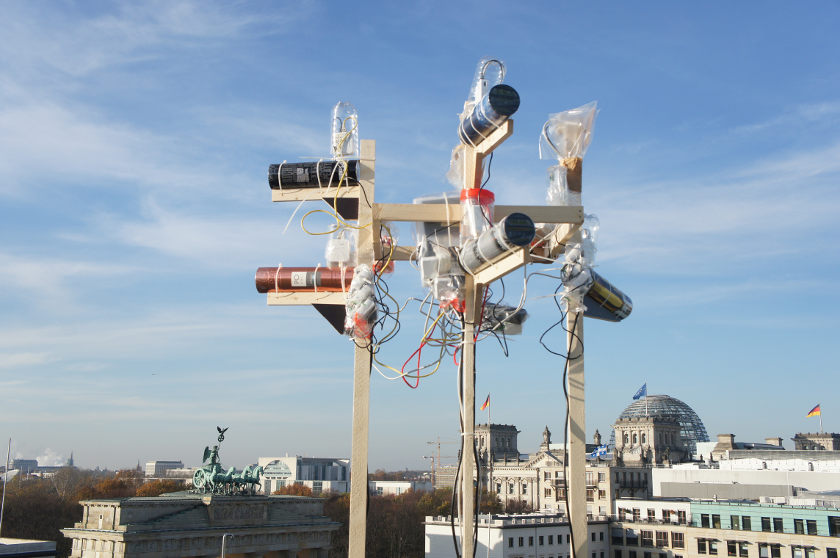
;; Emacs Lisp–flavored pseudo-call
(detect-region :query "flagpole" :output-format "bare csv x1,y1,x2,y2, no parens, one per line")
0,438,10,538
488,398,493,505
645,380,648,417
820,408,823,433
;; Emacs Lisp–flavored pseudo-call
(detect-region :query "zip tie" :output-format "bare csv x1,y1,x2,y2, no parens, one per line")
277,161,285,187
444,194,452,247
316,158,323,191
274,263,283,292
313,263,321,293
282,199,306,235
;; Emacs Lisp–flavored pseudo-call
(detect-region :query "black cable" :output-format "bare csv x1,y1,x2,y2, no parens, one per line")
450,438,463,558
561,312,581,558
450,325,466,558
470,329,482,557
480,152,494,191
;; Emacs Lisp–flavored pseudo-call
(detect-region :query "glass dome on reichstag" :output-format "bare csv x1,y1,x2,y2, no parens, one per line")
612,394,710,454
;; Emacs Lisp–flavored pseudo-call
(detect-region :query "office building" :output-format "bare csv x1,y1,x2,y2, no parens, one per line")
144,460,184,478
257,456,350,495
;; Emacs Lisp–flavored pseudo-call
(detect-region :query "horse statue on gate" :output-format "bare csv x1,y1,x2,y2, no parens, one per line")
190,428,263,495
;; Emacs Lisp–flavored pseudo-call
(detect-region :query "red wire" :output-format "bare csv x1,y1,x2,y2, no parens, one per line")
401,341,425,389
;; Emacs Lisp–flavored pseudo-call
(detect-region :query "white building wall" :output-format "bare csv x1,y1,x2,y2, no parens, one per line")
613,498,692,523
651,467,840,496
369,480,433,495
425,515,609,558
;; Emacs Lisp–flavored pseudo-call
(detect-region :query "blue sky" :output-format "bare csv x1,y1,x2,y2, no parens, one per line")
1,1,838,470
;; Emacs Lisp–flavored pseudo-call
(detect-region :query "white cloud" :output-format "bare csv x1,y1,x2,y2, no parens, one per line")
102,203,327,270
0,302,328,365
0,352,53,369
732,101,840,135
0,1,317,79
590,140,840,272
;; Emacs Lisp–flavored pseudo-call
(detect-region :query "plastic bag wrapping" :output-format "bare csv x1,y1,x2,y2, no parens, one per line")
446,145,466,188
482,303,528,336
560,243,592,314
446,145,494,190
468,58,505,107
325,228,357,268
460,188,494,242
331,101,359,159
539,101,598,206
413,192,465,311
344,264,376,339
460,57,506,124
457,58,519,147
580,214,599,267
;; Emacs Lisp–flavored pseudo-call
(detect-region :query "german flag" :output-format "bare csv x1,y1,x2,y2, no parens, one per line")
806,404,821,417
480,394,490,411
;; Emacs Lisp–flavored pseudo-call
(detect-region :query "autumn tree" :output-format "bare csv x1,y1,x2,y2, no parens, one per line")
322,492,349,558
1,476,80,557
272,483,314,497
135,479,185,497
77,469,142,499
504,498,533,513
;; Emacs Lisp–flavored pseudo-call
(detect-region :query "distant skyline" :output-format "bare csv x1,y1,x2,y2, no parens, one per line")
1,1,838,470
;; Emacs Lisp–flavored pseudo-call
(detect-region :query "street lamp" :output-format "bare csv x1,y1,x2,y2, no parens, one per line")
221,533,234,557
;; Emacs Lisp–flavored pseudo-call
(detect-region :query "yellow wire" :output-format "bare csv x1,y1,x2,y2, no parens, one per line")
299,115,373,236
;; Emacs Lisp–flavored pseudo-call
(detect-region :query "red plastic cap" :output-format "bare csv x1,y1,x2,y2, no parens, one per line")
460,188,495,204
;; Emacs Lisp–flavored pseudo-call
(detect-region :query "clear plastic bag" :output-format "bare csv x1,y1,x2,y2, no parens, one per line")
331,101,359,159
580,214,599,267
465,58,506,113
446,145,466,188
344,264,376,339
325,228,357,268
560,243,592,314
460,188,495,242
539,101,598,206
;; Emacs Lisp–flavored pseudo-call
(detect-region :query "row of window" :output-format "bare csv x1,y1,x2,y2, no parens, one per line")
615,472,650,486
618,508,687,524
614,529,684,549
697,540,839,558
614,550,681,558
507,532,606,548
699,514,824,535
508,534,569,548
619,431,675,446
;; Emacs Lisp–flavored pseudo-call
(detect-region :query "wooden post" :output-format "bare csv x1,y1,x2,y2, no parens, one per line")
460,274,484,557
567,296,587,558
347,140,375,558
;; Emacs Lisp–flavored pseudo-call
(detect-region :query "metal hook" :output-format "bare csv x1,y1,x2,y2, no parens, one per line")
479,59,505,83
542,121,563,158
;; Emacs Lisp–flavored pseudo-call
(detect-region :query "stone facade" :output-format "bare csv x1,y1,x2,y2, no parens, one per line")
613,416,687,466
61,494,338,558
475,427,654,516
477,424,521,463
792,433,840,451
